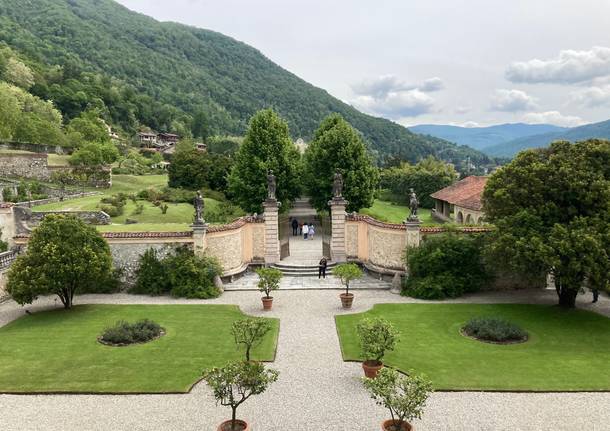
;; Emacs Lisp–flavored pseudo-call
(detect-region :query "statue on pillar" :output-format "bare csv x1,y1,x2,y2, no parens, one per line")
408,188,419,221
332,169,343,198
193,191,204,225
267,170,277,201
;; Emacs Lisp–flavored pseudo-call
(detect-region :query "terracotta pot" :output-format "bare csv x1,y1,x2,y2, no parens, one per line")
362,360,383,378
340,293,354,309
262,296,274,310
217,419,250,431
381,419,412,431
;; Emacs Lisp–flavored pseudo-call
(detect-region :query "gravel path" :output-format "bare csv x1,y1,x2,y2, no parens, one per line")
1,285,609,431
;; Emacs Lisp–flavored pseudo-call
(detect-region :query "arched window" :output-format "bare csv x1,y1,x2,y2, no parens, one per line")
465,214,472,224
457,211,464,224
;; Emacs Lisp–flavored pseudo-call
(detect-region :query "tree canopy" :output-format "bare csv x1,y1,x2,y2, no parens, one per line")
303,114,379,212
483,139,610,308
7,215,114,309
228,109,301,213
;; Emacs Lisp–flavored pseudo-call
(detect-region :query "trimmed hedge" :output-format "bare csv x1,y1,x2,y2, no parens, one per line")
100,319,163,345
463,317,528,343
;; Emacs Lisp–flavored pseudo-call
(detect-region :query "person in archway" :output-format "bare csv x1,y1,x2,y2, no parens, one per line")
291,218,299,236
319,257,328,279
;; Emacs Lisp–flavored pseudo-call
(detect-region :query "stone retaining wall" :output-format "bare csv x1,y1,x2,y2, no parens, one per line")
29,210,111,226
0,250,18,301
0,141,73,155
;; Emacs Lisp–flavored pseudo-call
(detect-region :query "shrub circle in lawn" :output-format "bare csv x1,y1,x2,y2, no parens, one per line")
98,319,166,347
461,317,528,345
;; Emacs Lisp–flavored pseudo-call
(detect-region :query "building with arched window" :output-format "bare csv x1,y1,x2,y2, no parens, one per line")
430,176,488,225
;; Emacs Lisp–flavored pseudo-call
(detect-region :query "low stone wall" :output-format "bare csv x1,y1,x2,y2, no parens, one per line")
0,153,51,181
29,210,111,226
16,192,100,207
0,250,18,301
0,141,73,155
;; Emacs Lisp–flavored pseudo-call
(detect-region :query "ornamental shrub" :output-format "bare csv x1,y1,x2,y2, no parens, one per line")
403,233,490,299
357,317,399,364
463,317,528,342
100,319,163,345
131,246,222,299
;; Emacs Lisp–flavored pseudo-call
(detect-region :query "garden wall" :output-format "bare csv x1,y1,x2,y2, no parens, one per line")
0,250,18,301
0,141,73,155
0,204,16,247
0,153,51,181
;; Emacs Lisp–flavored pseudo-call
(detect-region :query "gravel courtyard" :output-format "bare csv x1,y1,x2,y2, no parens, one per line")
1,281,609,431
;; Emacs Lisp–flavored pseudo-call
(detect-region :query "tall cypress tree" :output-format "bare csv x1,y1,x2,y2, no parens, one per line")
303,114,379,212
227,109,301,213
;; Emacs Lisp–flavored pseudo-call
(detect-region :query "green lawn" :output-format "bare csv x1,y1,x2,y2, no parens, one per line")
360,200,435,225
0,304,279,393
34,175,222,230
336,303,610,391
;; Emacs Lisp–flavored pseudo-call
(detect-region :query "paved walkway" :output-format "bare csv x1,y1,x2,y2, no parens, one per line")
225,272,392,290
0,287,609,430
281,235,324,265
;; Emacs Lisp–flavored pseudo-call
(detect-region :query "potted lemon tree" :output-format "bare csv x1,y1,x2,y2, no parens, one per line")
357,317,399,378
255,267,282,310
333,263,363,309
363,367,432,431
203,360,279,431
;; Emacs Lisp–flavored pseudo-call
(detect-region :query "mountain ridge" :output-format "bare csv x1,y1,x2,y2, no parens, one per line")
0,0,492,166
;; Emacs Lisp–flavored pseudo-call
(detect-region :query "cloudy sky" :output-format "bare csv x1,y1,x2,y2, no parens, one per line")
117,0,610,128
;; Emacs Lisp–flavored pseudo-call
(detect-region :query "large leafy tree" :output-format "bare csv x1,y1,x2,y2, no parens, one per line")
483,139,610,308
7,215,114,309
227,109,301,213
303,114,379,212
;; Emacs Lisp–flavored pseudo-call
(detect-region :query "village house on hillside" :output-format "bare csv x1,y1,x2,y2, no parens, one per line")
430,175,488,225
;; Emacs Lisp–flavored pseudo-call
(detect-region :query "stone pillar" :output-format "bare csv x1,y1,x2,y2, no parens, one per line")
191,223,208,257
263,199,281,264
328,197,348,263
0,205,16,248
405,220,421,249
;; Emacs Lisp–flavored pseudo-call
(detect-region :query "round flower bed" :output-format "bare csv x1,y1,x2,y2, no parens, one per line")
462,317,528,344
98,319,165,347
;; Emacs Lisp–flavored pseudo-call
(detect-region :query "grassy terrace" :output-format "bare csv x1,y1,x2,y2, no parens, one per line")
336,303,610,391
34,175,222,230
360,199,435,225
0,305,279,393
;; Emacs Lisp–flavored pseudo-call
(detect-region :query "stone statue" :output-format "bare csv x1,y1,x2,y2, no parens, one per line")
408,188,419,220
193,191,204,225
332,170,343,198
267,170,277,200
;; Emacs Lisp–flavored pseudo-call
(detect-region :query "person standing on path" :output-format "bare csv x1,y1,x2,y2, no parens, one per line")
308,223,315,240
302,223,309,240
291,218,299,236
318,257,328,279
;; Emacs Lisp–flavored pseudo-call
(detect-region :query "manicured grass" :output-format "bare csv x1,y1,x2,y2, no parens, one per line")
360,200,435,225
47,153,70,166
0,304,279,393
34,175,223,229
336,303,610,391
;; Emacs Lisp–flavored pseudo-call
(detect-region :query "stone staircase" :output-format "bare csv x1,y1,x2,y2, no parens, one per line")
271,261,337,277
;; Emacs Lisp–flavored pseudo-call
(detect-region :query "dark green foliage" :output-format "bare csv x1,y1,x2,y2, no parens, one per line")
304,114,379,212
228,109,301,213
404,234,490,299
0,0,492,164
205,201,244,224
131,249,168,296
132,247,222,299
483,139,610,308
6,214,113,308
207,136,242,155
100,319,163,345
2,180,48,203
463,317,528,342
168,145,233,191
0,229,8,252
379,156,457,208
100,193,127,217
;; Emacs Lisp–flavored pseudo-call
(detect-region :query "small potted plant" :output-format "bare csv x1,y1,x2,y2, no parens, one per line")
255,267,282,310
333,263,363,308
203,360,279,431
231,318,272,361
357,317,399,378
362,367,432,431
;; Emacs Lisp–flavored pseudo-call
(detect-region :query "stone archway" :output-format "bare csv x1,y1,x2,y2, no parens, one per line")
465,214,472,224
457,211,464,224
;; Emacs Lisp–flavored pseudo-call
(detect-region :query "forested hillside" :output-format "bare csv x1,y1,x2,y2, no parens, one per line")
0,0,491,165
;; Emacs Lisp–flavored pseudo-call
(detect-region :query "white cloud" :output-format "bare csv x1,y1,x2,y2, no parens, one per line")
490,89,537,112
454,106,471,114
419,77,444,92
461,121,480,128
506,46,610,84
522,111,585,127
350,75,442,118
571,85,610,107
351,89,435,119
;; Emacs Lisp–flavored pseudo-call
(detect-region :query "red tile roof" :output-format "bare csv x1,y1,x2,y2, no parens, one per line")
430,176,488,211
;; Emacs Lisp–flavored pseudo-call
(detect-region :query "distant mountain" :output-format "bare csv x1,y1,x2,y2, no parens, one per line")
0,0,492,166
409,123,568,151
485,119,610,157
